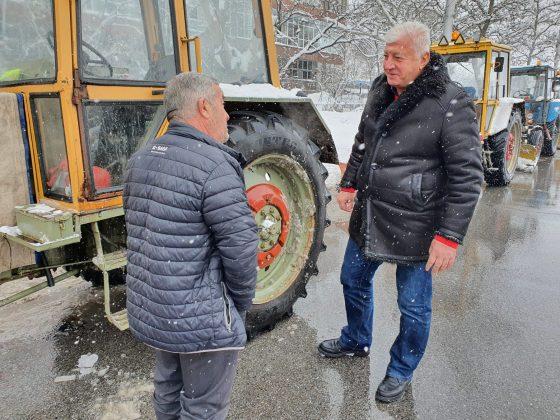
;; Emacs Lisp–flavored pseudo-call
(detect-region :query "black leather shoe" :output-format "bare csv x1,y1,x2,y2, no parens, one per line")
375,375,411,403
318,338,370,358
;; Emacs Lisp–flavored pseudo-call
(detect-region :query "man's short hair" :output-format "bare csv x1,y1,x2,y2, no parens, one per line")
384,22,431,57
164,72,219,120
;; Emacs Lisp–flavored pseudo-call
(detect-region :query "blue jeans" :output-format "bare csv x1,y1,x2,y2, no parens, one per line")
339,238,432,381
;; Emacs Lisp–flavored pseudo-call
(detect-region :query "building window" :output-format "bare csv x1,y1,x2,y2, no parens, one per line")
275,14,336,52
289,60,316,80
323,1,346,13
300,0,321,6
278,17,318,48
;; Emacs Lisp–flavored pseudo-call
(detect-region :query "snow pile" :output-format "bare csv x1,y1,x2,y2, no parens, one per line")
78,353,99,376
15,203,70,220
0,225,22,237
517,158,537,173
221,83,301,99
54,353,103,383
324,163,342,191
24,203,57,215
318,110,363,163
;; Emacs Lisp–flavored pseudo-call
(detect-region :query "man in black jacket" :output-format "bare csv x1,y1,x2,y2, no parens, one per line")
123,72,258,419
318,22,483,403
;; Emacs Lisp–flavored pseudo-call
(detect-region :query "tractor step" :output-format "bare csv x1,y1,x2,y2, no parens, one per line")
92,249,127,272
107,309,129,331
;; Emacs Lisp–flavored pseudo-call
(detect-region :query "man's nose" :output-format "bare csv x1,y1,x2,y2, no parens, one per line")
226,112,230,121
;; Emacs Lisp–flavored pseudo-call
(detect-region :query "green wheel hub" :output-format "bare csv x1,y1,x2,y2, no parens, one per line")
244,154,316,305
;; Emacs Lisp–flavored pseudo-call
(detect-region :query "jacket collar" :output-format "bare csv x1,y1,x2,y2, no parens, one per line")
368,52,450,132
165,120,246,166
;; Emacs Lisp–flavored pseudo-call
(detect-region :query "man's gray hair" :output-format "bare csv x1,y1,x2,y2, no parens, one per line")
164,72,219,120
384,21,431,57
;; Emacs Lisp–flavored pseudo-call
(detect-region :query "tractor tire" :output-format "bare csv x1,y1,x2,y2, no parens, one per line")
484,111,522,187
227,111,330,337
542,117,559,157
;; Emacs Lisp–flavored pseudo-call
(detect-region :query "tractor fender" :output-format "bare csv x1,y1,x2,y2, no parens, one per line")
223,90,339,165
488,97,524,136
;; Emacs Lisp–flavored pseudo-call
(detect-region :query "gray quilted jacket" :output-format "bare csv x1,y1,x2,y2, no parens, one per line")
123,121,258,354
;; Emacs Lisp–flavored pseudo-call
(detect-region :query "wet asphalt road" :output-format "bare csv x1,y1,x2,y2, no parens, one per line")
1,157,560,419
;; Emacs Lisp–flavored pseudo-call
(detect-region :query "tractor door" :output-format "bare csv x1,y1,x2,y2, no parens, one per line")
443,51,487,135
76,0,182,199
486,50,510,132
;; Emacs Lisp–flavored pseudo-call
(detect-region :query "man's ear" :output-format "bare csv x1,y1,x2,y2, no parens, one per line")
421,52,430,67
197,97,211,119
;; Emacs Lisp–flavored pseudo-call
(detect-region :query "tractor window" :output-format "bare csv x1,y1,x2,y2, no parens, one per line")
0,0,56,85
511,73,546,101
79,0,176,84
554,78,560,99
489,52,509,99
31,95,72,200
444,52,486,100
547,69,555,100
185,0,270,85
82,102,165,194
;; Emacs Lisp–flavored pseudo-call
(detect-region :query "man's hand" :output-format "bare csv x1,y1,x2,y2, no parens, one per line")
425,239,457,275
337,190,356,212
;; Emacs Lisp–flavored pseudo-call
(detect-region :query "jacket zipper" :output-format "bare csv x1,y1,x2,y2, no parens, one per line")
221,283,232,332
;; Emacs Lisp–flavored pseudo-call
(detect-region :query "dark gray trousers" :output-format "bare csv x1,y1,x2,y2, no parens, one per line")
153,349,239,420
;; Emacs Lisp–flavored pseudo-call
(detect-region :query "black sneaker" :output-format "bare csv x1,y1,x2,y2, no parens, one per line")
375,375,411,403
318,338,370,358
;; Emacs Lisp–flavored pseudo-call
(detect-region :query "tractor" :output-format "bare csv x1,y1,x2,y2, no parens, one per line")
0,0,339,335
511,64,560,157
432,34,540,185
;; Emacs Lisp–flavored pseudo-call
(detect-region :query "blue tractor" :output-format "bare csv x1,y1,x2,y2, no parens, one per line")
511,65,560,156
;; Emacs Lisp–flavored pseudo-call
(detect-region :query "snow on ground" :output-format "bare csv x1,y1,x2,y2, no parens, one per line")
318,109,362,164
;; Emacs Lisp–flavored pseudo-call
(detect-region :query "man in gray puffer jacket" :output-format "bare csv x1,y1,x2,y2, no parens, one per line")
123,72,258,419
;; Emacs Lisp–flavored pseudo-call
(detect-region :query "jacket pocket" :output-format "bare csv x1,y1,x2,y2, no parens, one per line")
411,173,423,205
221,283,232,333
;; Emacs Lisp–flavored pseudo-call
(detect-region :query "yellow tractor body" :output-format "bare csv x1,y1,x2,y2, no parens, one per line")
0,0,337,333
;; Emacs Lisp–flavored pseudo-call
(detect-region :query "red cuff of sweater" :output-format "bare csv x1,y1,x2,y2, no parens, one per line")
340,187,356,193
434,234,459,249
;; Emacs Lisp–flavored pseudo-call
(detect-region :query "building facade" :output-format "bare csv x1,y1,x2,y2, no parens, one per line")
272,0,348,91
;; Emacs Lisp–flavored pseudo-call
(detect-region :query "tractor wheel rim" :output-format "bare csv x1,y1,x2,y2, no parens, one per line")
247,183,290,270
505,132,515,162
506,124,521,174
244,154,315,305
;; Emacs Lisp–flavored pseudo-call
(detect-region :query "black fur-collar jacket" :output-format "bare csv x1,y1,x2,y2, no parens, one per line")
341,53,483,262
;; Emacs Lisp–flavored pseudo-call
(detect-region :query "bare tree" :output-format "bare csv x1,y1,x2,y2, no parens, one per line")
273,0,378,77
554,30,560,68
442,0,458,40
